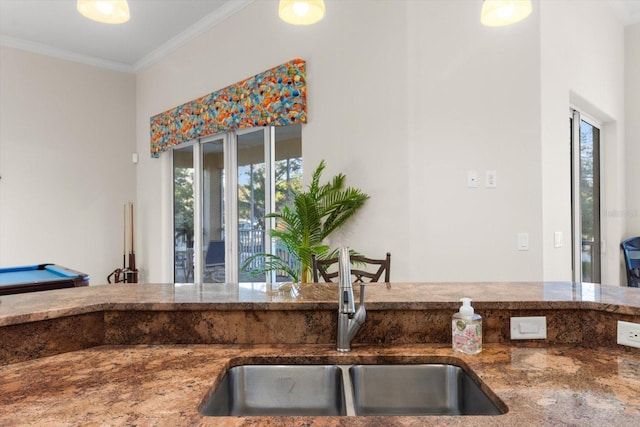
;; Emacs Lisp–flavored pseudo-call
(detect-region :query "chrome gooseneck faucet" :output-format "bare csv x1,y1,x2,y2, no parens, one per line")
337,246,366,352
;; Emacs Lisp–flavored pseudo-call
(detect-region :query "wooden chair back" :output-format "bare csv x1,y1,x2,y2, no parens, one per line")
312,252,391,283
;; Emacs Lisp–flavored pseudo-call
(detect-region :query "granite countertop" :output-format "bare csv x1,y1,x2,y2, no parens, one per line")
1,281,640,425
0,343,639,426
2,281,640,326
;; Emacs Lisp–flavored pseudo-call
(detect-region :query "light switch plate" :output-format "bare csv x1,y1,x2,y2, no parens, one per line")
467,170,478,188
517,233,529,251
554,231,563,248
511,316,547,340
485,170,497,188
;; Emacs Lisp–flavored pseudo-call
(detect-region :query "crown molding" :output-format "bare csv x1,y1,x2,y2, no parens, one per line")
0,35,134,73
1,0,255,74
133,0,254,72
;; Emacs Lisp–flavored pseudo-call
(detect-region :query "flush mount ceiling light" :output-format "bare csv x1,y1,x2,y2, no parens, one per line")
77,0,130,24
279,0,325,25
481,0,532,27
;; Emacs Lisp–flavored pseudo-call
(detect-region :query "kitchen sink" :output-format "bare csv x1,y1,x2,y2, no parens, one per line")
199,365,346,416
349,364,504,416
199,363,506,417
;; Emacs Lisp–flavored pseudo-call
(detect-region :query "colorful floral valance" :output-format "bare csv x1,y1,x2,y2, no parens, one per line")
150,59,307,157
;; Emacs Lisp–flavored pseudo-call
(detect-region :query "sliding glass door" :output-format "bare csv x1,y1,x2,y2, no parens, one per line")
201,137,226,283
173,125,301,283
571,110,601,283
237,129,269,282
272,126,303,281
173,145,195,283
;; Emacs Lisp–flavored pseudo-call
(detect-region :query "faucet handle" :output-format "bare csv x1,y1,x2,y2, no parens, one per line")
359,283,366,306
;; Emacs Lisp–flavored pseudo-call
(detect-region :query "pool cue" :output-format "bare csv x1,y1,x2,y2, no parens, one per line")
128,202,133,271
127,202,137,282
123,203,127,271
108,203,127,284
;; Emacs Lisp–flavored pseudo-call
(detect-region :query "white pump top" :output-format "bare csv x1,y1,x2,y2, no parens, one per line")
459,297,474,316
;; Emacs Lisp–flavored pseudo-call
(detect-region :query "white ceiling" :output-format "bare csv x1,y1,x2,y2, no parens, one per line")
1,0,639,74
610,0,640,25
0,0,254,72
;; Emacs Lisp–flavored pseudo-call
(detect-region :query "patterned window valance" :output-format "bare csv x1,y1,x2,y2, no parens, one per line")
150,59,307,157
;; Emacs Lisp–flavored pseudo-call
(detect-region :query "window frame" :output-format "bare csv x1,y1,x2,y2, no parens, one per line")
171,125,301,284
570,108,603,283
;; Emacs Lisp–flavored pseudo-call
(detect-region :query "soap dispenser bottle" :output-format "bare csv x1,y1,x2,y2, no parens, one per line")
452,297,482,354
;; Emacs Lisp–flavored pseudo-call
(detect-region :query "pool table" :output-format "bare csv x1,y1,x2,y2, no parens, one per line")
0,264,89,296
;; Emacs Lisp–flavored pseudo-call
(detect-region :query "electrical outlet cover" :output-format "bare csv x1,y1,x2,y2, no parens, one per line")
617,321,640,349
510,316,547,340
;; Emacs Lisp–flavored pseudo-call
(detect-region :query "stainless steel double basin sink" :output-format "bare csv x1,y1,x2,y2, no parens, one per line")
199,363,507,417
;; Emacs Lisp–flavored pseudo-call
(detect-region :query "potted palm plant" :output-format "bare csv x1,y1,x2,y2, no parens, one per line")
242,160,369,283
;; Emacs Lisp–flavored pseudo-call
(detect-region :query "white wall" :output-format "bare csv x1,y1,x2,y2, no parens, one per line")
540,0,626,285
407,0,542,281
136,0,410,282
0,2,633,286
626,23,640,238
133,0,631,284
0,46,136,284
568,1,626,287
539,0,572,282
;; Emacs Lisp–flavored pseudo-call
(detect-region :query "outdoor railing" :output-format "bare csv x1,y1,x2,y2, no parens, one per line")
239,229,300,279
582,238,595,283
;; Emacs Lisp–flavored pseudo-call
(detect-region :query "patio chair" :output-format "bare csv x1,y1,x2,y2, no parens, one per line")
174,249,191,282
312,252,391,283
204,240,225,283
621,237,640,288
